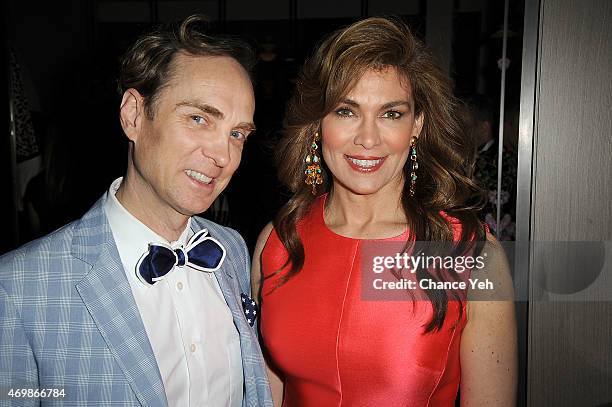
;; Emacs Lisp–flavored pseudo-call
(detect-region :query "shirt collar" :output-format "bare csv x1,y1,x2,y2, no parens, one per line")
103,177,192,287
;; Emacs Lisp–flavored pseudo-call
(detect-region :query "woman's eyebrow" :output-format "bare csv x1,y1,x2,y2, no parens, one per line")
338,99,413,111
381,100,412,110
338,98,359,107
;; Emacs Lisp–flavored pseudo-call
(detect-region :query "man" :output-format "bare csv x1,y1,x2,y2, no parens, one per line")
0,15,272,406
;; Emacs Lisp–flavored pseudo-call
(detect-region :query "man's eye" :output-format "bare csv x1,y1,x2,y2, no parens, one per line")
335,108,354,117
230,130,246,140
191,115,206,125
382,111,403,120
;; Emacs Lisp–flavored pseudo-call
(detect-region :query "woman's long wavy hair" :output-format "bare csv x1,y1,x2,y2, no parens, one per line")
273,17,486,332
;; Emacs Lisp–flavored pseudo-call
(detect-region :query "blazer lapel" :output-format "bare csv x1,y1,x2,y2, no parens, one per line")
72,198,167,407
214,264,251,337
190,220,252,337
185,218,272,406
214,263,260,395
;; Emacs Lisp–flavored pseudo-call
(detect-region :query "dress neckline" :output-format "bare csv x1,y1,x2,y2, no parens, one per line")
316,194,410,242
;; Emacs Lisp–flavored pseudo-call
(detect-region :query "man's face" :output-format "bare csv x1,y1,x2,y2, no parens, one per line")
123,54,255,218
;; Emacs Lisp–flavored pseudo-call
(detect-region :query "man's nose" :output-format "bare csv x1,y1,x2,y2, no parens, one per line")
202,132,231,167
353,117,382,149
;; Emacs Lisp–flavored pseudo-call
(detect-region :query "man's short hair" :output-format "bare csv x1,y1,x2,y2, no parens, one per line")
118,14,256,118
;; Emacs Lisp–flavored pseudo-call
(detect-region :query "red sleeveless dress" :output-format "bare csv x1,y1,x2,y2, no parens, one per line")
260,196,467,406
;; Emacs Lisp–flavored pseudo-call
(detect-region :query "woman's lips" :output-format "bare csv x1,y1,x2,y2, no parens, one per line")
344,155,387,173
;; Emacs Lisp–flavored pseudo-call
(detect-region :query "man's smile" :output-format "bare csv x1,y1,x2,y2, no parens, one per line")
185,169,214,184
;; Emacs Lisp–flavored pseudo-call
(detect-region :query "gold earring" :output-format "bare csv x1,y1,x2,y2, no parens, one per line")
409,136,418,196
304,132,323,194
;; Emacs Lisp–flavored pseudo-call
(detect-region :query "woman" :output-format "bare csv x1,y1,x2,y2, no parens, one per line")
252,17,517,406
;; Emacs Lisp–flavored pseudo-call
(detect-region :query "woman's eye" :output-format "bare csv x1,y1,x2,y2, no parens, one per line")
191,115,206,125
230,130,246,140
382,111,403,120
335,108,354,117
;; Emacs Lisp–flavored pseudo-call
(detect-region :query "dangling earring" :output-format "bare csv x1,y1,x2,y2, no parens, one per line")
304,132,323,195
409,136,418,196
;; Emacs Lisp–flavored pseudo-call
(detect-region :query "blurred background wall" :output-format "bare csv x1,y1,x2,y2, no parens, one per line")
1,0,524,253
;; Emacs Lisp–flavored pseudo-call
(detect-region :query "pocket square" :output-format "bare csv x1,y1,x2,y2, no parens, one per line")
240,293,259,327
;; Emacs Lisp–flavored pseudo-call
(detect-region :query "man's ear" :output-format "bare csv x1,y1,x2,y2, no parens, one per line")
119,89,145,142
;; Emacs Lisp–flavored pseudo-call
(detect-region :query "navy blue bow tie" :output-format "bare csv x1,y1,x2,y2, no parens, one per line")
136,229,226,286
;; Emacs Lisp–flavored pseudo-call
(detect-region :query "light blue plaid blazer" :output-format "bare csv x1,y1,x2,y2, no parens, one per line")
0,195,273,406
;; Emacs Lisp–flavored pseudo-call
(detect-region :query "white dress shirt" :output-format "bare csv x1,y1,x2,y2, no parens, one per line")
104,178,243,407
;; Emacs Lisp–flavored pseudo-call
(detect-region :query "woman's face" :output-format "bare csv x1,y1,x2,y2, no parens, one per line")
321,67,423,197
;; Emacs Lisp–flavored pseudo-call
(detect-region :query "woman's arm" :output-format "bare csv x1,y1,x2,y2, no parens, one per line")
460,233,518,406
251,222,273,302
251,222,284,407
